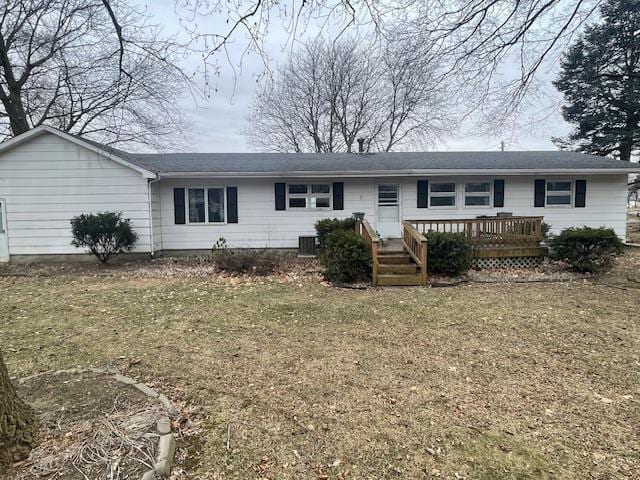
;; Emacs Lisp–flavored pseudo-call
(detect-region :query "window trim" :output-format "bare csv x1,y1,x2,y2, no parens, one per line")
463,181,492,208
545,179,573,208
287,182,332,210
185,187,228,225
429,181,457,208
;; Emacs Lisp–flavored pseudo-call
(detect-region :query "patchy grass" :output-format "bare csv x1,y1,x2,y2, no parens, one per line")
1,253,640,479
628,211,640,243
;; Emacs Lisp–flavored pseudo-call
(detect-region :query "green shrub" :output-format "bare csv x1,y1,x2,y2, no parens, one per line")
211,237,284,275
315,218,356,250
322,229,371,283
425,231,473,276
549,226,624,273
541,222,552,241
70,212,138,263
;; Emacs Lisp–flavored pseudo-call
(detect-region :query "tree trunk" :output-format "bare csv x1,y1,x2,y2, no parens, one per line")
0,351,38,468
4,89,30,137
619,112,638,162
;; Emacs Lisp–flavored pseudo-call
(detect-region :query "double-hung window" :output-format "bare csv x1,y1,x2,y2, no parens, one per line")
429,182,456,207
464,182,491,207
546,181,572,206
188,187,226,223
288,183,331,209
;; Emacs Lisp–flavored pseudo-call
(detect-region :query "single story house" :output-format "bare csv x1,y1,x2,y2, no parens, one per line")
0,125,638,263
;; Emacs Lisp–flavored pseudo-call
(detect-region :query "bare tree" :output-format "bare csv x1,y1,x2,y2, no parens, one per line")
178,0,602,131
0,0,193,150
245,37,453,152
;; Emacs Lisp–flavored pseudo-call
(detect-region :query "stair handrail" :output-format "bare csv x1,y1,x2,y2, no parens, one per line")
355,218,380,285
401,221,428,285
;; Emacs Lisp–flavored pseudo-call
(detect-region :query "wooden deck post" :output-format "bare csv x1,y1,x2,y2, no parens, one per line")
371,240,379,286
420,238,428,285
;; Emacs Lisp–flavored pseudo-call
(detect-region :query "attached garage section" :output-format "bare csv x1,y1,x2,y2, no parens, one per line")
0,128,155,261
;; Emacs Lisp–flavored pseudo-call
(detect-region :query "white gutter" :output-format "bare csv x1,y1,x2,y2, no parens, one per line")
147,177,161,256
156,167,640,178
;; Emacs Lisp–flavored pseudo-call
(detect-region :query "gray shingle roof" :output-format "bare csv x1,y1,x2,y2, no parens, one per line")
116,151,639,175
73,134,638,175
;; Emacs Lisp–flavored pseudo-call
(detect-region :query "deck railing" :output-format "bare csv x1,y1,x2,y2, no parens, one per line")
355,218,381,285
405,216,543,247
402,221,428,285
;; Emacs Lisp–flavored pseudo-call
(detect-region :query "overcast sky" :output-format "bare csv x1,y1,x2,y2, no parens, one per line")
151,0,571,153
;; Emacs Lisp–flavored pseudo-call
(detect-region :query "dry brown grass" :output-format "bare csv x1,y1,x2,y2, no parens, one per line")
1,252,639,479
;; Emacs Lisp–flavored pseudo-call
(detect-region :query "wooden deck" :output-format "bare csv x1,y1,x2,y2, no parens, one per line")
356,216,545,286
405,217,545,259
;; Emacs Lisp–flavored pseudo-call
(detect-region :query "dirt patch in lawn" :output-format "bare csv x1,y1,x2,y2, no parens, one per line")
1,252,639,479
2,371,193,480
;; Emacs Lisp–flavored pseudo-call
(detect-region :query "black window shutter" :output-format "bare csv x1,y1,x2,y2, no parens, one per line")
493,179,505,208
417,180,429,208
332,182,344,210
173,188,185,224
275,183,286,210
575,180,586,208
227,187,238,223
534,179,546,207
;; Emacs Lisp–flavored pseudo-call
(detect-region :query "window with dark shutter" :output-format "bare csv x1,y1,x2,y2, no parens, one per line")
493,179,505,208
332,182,344,210
173,188,185,224
575,180,586,208
275,183,286,210
417,180,428,208
227,187,238,222
534,179,546,207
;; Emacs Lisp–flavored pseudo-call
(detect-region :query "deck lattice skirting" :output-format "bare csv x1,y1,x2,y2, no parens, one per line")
474,256,544,269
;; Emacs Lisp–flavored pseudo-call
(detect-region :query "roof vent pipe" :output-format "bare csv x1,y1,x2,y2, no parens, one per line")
357,138,365,153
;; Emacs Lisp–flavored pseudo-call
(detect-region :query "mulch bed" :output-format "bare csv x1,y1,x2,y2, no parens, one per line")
0,255,324,283
3,371,196,480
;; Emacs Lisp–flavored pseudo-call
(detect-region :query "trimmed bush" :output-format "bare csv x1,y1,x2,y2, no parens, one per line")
322,229,372,283
211,238,283,275
315,218,356,250
549,226,624,273
70,212,138,263
425,231,473,276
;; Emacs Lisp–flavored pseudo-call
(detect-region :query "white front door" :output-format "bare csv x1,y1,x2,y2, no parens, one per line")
377,184,401,238
0,200,8,262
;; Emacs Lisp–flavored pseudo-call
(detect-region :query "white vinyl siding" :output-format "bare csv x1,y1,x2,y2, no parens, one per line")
154,173,629,250
401,175,628,238
150,181,162,252
0,132,151,255
157,178,374,250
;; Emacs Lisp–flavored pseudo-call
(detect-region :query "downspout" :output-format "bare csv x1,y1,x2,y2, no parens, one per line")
147,176,161,257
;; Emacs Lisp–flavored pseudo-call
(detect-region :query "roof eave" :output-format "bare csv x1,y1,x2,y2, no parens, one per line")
156,167,640,178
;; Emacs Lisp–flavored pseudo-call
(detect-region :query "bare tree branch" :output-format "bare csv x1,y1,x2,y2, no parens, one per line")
0,0,196,151
244,36,455,152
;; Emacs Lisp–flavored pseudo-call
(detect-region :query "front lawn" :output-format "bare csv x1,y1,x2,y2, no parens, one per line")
1,253,639,479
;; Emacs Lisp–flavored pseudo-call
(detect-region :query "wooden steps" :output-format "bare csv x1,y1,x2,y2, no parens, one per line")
376,254,412,264
376,245,424,286
378,263,418,274
377,273,423,286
